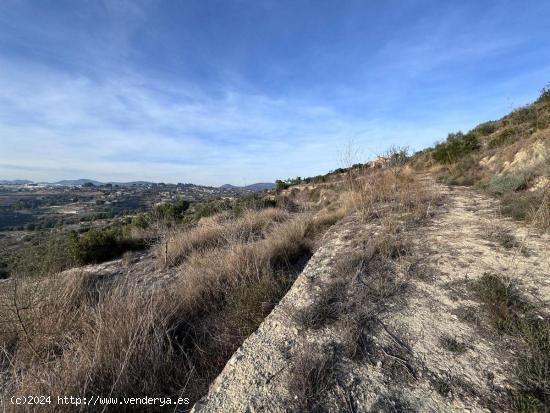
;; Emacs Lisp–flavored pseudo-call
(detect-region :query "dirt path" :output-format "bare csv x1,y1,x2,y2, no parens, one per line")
191,183,549,412
378,183,550,411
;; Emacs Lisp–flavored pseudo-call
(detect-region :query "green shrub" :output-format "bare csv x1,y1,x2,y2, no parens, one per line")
511,106,537,126
131,213,149,229
442,154,482,187
488,128,517,149
67,228,118,264
489,172,530,195
432,132,481,164
537,83,550,103
235,194,278,212
11,235,76,278
67,227,144,265
154,199,190,221
276,177,303,190
275,179,289,190
475,121,497,136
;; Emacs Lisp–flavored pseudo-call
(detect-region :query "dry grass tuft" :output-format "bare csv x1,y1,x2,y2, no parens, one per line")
288,344,341,412
439,334,468,354
156,207,291,267
472,273,550,411
528,185,550,231
347,167,440,224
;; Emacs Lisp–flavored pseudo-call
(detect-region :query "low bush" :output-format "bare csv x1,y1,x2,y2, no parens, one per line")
510,106,538,126
488,127,517,149
432,132,480,164
489,172,530,195
537,83,550,104
67,227,144,265
441,154,483,187
154,198,190,221
275,179,289,190
472,273,549,411
190,194,279,221
500,192,540,221
10,235,76,278
475,121,497,136
131,213,149,229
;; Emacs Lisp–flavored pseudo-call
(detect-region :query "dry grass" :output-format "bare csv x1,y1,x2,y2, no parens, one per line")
346,167,439,223
288,344,341,413
528,184,550,231
0,203,343,411
156,207,291,267
0,155,441,411
289,168,435,411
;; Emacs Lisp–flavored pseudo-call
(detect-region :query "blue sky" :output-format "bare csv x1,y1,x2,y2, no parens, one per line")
0,0,549,185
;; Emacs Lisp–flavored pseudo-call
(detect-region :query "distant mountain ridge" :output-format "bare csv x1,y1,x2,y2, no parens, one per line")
0,179,33,185
53,179,104,186
1,178,275,191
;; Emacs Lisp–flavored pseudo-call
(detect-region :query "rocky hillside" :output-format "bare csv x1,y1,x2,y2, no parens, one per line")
192,90,550,412
414,85,550,231
192,177,549,412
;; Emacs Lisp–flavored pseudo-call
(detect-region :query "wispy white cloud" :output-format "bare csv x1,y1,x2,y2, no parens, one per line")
1,0,549,184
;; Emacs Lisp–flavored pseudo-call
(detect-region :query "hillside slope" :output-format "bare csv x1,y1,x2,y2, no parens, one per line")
192,180,549,412
1,89,548,412
413,86,550,231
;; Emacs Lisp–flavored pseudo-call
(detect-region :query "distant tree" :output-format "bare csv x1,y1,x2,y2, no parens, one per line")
275,180,289,191
154,199,190,221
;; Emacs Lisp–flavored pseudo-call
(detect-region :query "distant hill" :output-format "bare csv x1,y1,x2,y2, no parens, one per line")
0,179,33,185
52,179,151,186
53,179,104,186
220,183,275,191
1,178,275,190
244,183,276,191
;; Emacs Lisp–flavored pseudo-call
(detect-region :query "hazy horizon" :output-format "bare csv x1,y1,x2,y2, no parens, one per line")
1,1,549,186
0,177,275,186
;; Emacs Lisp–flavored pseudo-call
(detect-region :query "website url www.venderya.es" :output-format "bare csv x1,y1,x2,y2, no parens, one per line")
10,395,190,408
